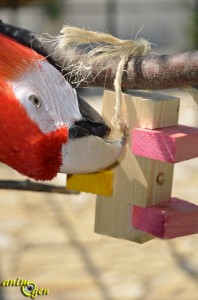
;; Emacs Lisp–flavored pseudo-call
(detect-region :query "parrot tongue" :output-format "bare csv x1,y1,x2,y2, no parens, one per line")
59,133,126,174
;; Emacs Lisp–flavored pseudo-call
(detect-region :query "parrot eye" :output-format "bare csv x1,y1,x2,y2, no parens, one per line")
28,95,42,108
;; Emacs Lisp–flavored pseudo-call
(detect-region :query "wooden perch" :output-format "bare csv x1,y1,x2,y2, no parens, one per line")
0,179,79,194
38,35,198,90
0,21,198,90
43,45,198,90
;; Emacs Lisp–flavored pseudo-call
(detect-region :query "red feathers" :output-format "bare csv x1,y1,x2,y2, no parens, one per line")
0,34,69,180
0,33,43,81
0,81,68,180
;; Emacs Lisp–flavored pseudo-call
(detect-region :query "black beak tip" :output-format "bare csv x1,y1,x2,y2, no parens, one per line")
90,122,111,138
69,119,111,140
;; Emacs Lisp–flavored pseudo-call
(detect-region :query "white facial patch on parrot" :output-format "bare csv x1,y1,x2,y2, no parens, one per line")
11,60,82,134
60,134,126,174
10,59,126,175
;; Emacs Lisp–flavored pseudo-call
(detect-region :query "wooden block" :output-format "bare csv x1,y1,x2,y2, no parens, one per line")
66,170,114,196
132,125,198,163
94,90,179,243
126,90,180,129
132,198,198,239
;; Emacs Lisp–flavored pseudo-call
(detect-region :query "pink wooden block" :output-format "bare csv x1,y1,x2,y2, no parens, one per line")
132,125,198,163
132,198,198,239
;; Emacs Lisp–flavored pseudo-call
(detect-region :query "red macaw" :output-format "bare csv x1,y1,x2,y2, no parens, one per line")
0,23,125,181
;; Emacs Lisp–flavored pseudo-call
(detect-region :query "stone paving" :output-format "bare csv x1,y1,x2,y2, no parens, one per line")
0,90,198,300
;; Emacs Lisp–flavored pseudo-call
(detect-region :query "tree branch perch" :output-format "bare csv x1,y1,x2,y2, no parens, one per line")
55,51,198,90
0,180,79,194
0,21,198,90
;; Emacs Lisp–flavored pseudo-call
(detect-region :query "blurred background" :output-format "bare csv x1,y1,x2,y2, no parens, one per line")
0,0,197,53
0,1,198,300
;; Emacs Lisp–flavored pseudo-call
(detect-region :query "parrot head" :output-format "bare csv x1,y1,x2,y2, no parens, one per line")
0,34,125,181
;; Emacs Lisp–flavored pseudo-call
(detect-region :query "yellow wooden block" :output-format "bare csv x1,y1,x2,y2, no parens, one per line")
66,170,114,196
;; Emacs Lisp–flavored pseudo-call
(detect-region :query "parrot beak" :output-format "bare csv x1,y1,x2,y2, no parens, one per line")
59,133,126,174
59,94,126,174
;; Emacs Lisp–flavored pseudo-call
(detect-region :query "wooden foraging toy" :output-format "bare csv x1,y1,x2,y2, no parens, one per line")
67,89,198,243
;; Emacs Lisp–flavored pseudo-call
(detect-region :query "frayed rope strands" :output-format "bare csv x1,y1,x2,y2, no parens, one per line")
57,26,152,130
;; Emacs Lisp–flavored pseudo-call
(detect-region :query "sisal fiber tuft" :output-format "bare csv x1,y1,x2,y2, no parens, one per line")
57,26,152,130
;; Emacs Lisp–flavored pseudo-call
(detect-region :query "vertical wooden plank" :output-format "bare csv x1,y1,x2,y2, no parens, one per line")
94,90,179,243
